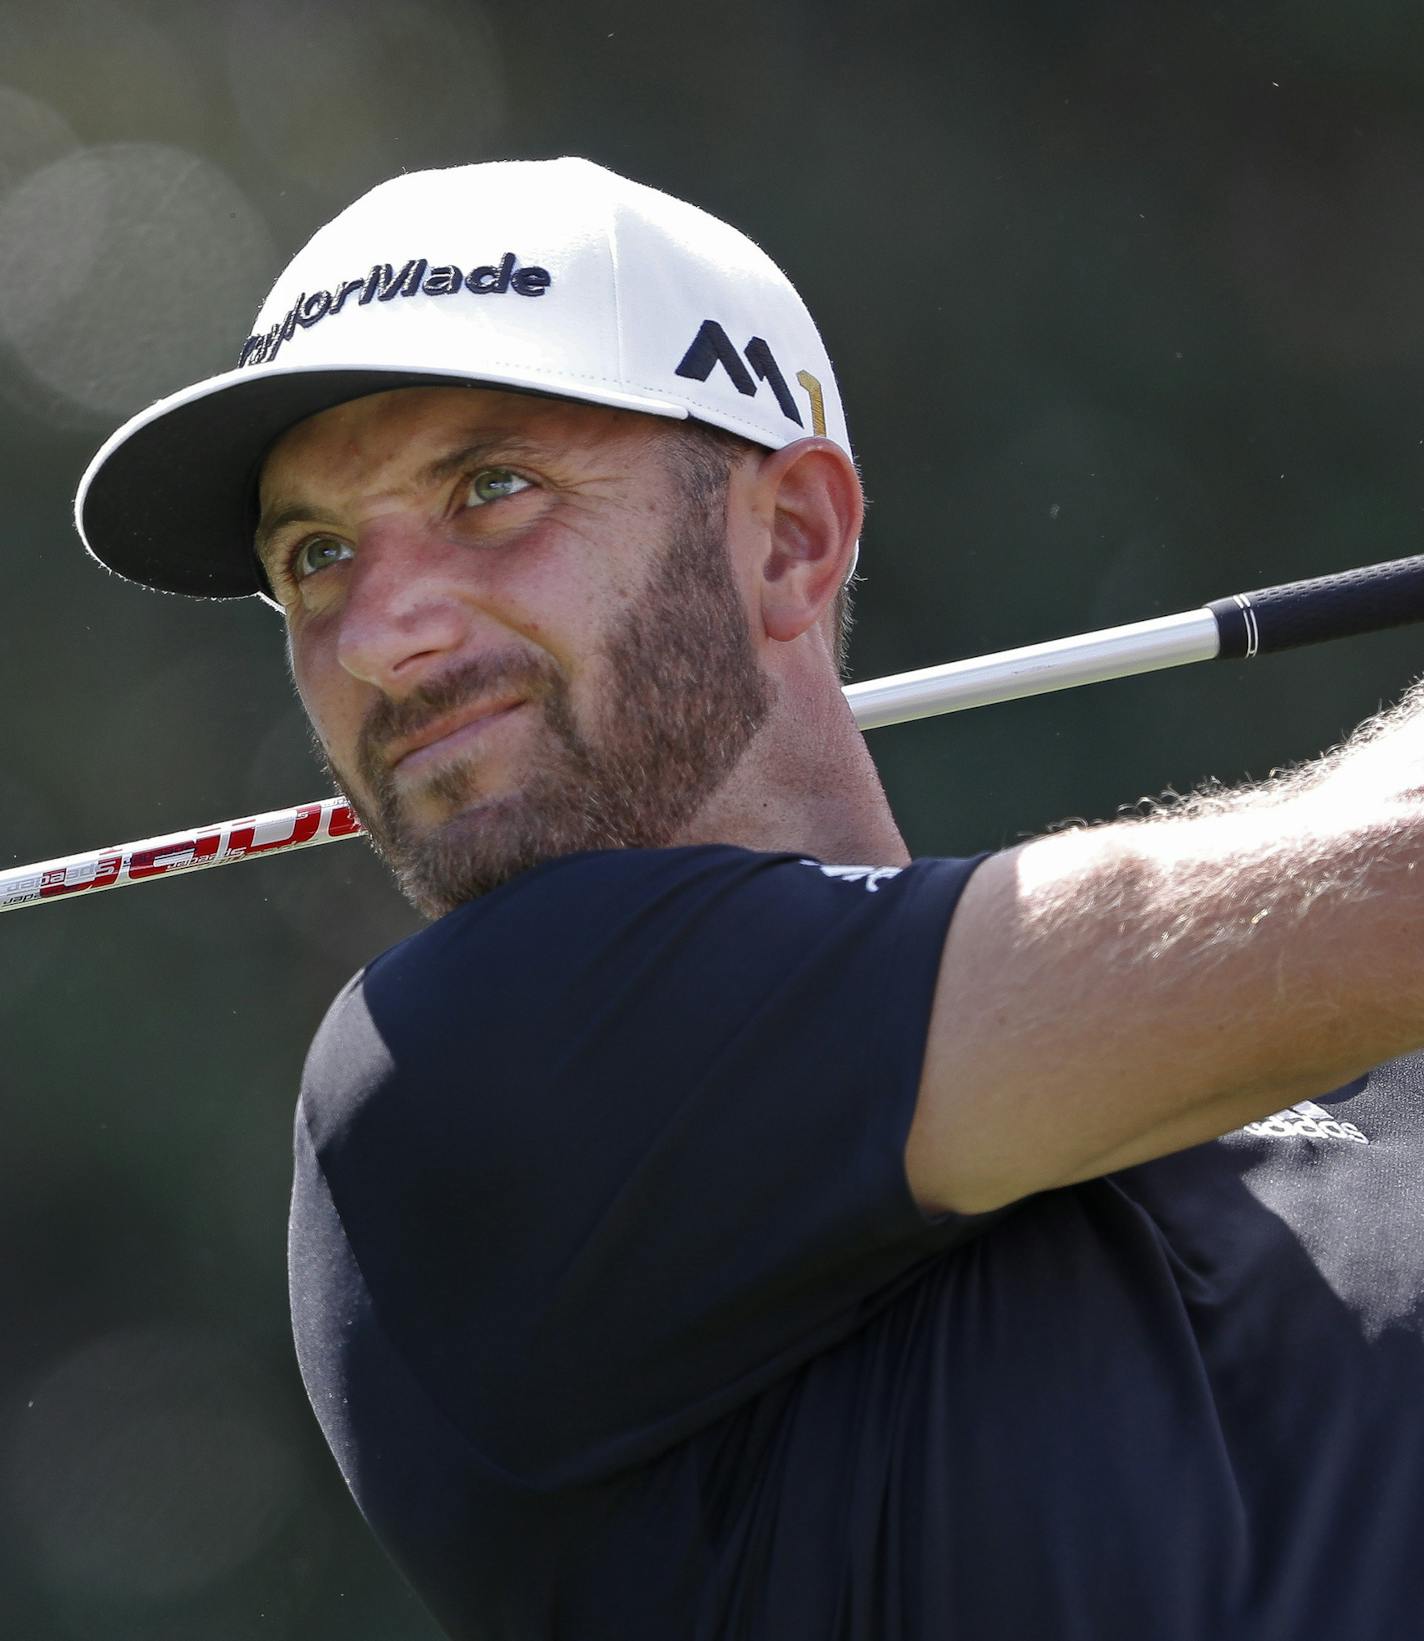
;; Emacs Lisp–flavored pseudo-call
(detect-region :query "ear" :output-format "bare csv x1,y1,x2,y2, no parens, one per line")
752,438,863,644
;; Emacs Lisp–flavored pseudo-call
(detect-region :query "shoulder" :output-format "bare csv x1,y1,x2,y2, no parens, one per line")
309,844,986,1064
362,844,983,987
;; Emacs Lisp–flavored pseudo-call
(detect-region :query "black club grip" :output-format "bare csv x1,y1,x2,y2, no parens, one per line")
1207,555,1424,659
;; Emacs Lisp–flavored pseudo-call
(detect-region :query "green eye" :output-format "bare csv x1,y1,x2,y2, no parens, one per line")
466,468,531,505
291,535,352,580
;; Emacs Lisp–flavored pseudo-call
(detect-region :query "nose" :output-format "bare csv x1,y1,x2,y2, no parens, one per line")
334,523,494,695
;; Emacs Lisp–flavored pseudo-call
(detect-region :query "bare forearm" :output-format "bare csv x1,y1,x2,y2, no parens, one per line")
909,682,1424,1213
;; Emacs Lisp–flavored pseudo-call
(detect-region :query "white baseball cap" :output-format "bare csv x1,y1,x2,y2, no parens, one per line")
74,156,851,600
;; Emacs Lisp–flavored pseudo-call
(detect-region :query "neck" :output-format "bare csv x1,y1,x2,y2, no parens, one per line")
678,674,911,865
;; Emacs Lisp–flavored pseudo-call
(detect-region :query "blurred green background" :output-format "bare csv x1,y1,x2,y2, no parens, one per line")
4,0,1424,1634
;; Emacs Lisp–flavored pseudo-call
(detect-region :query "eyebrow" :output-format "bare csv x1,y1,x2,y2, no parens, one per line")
253,429,557,567
253,502,343,570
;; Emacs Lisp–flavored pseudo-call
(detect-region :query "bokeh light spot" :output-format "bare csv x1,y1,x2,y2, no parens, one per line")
4,1323,301,1603
0,85,80,197
0,143,276,424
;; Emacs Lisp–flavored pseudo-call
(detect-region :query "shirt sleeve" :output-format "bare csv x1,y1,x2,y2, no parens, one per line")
292,845,991,1484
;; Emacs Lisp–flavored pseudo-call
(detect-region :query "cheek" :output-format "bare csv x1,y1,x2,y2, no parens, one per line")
505,570,629,672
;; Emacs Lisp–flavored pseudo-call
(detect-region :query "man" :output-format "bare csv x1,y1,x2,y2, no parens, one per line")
77,158,1424,1640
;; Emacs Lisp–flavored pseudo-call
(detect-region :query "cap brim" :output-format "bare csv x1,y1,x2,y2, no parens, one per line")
75,362,689,599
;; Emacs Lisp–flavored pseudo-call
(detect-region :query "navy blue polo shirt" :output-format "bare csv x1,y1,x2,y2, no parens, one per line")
288,845,1424,1639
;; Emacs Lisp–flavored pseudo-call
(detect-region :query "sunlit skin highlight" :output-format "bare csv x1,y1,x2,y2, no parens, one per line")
257,386,905,916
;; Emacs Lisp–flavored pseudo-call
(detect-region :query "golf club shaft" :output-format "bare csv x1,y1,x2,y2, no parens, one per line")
7,552,1424,913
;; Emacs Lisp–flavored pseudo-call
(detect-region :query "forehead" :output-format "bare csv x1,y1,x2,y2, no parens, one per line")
258,385,661,501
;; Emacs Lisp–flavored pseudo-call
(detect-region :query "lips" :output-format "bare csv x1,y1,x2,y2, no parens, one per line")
385,696,526,775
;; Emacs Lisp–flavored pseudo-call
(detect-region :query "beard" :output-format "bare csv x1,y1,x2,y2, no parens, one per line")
321,510,773,918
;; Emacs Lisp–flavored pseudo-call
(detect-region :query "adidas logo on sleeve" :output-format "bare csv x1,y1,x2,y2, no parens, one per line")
1242,1100,1369,1145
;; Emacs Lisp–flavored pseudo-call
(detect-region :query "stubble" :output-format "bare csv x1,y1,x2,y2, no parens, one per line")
322,504,772,917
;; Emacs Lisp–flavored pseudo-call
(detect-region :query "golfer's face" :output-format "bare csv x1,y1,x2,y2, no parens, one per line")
256,387,681,839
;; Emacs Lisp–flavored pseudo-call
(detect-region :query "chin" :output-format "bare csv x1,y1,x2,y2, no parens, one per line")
381,794,575,917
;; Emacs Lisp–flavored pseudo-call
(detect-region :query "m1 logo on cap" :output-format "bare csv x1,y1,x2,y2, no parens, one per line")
674,320,826,436
237,252,553,368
